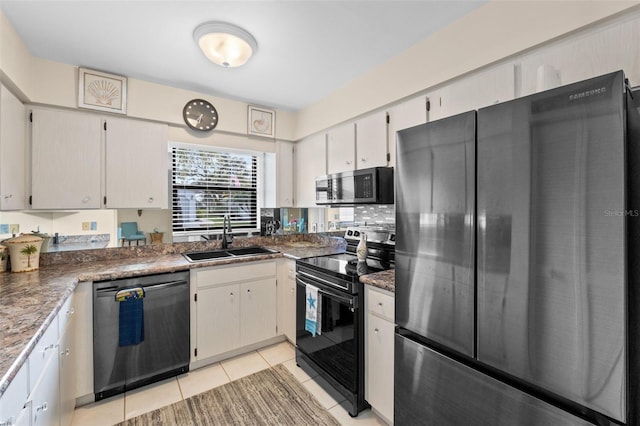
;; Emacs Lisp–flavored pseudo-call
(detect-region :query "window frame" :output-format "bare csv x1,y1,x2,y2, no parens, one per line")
170,142,263,237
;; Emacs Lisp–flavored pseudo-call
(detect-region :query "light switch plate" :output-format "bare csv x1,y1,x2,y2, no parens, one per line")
82,222,90,231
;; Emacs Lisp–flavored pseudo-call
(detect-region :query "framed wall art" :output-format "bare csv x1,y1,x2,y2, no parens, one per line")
247,105,275,138
78,67,127,114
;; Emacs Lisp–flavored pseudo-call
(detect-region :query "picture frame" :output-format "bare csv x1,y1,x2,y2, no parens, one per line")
247,105,275,138
78,67,127,114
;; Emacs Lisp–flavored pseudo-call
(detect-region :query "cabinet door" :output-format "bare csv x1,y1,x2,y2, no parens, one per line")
196,284,240,359
59,311,77,426
277,259,296,343
30,353,60,426
105,118,168,208
276,141,294,206
366,313,395,422
240,278,277,346
31,108,102,209
0,85,26,210
429,63,515,121
0,364,28,426
327,122,355,174
295,133,326,207
387,95,428,167
355,111,387,169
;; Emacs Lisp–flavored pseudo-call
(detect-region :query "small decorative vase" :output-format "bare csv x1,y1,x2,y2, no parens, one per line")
356,232,368,262
4,234,43,272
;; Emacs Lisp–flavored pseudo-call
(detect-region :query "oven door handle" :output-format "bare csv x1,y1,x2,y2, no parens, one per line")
296,270,349,292
296,276,355,307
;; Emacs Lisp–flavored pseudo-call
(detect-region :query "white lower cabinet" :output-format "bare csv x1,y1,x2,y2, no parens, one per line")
276,259,296,343
0,295,77,426
58,295,77,426
30,354,59,426
197,283,241,357
0,292,78,426
192,261,278,362
365,285,395,424
0,364,29,426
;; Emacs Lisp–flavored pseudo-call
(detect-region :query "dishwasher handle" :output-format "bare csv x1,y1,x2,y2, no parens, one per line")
95,279,187,297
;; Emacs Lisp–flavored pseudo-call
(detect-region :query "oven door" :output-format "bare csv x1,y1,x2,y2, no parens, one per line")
296,274,359,392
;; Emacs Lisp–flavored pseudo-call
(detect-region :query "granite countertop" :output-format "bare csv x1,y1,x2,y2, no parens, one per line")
360,269,395,293
0,235,345,396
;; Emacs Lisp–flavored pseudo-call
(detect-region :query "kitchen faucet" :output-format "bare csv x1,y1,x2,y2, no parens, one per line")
221,214,233,249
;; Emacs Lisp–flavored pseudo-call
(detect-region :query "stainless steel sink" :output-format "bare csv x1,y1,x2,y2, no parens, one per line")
226,247,278,256
183,246,279,262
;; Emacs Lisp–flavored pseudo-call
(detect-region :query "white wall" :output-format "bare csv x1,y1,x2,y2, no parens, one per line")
294,1,640,139
0,210,118,246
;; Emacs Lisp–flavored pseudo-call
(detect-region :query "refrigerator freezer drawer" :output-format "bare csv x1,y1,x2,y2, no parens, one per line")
395,334,590,426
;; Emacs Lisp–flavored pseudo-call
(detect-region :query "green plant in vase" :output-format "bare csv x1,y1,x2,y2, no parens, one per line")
20,244,38,267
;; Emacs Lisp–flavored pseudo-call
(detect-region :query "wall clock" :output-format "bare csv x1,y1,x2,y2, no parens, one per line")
183,99,218,131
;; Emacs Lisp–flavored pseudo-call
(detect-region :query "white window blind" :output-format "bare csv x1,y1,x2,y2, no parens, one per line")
172,145,258,234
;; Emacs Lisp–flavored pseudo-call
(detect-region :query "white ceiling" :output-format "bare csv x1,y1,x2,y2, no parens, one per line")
0,1,486,111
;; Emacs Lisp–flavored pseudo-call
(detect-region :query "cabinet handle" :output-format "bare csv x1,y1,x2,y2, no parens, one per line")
67,307,75,316
345,161,352,165
42,344,54,356
247,289,251,293
290,288,294,293
82,196,91,204
60,348,70,357
230,292,234,296
361,157,366,162
148,197,154,203
36,402,48,413
4,194,12,200
374,328,379,334
378,302,383,307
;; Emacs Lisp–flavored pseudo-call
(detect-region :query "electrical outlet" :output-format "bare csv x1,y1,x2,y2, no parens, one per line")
82,222,90,231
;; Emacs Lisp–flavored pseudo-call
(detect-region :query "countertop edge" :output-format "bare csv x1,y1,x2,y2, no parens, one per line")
0,242,346,396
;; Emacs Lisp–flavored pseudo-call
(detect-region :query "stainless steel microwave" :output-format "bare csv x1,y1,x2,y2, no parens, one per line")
315,167,394,205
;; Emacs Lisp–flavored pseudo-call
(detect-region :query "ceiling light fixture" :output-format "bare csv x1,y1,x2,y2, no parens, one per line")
194,22,258,68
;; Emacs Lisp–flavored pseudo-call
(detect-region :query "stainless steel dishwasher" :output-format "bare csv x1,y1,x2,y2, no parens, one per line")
93,270,190,400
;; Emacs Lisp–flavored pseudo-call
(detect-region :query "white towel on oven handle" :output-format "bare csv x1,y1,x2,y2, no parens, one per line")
305,284,321,336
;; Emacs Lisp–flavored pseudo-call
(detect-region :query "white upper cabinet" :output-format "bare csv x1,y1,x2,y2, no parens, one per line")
326,122,355,174
387,95,428,168
104,117,168,209
0,84,27,210
355,111,388,169
295,132,326,207
276,141,294,207
31,107,102,209
429,63,516,121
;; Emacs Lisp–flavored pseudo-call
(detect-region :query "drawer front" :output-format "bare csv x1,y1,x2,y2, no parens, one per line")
366,286,395,322
29,317,59,392
0,364,28,424
196,260,277,288
58,292,76,336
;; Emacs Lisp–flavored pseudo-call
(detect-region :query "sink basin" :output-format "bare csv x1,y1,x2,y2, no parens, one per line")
226,246,279,256
183,246,279,262
183,250,233,262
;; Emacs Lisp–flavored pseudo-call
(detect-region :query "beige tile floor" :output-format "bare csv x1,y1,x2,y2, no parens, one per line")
71,341,388,426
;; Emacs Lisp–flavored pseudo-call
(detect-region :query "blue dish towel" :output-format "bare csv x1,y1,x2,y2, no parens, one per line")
117,287,145,346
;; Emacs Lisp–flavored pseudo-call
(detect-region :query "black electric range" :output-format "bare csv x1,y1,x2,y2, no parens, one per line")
295,226,395,417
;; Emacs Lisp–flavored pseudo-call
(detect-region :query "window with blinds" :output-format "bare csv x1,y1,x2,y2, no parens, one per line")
172,145,258,234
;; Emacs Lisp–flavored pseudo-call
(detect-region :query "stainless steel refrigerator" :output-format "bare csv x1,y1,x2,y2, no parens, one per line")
395,71,640,425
